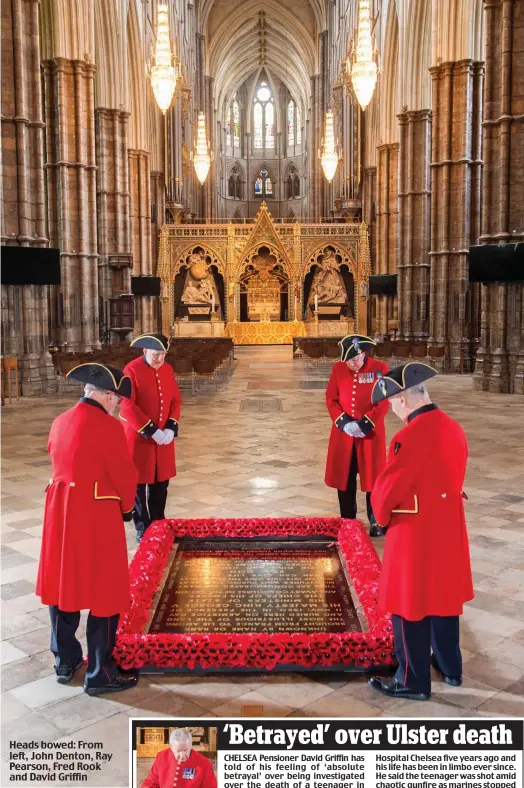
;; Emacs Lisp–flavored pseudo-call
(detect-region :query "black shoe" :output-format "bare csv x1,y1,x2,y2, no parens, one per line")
55,658,84,684
369,522,387,537
118,665,140,677
84,674,139,696
368,676,430,701
136,527,144,544
431,654,462,686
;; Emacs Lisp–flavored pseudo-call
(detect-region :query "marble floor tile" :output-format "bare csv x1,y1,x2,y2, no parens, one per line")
2,348,524,785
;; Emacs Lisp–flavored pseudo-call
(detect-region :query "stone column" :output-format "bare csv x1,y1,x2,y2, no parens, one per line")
129,149,153,333
43,57,99,352
1,0,56,393
397,109,431,340
375,143,399,336
474,0,524,394
150,170,165,270
428,60,483,371
95,108,132,337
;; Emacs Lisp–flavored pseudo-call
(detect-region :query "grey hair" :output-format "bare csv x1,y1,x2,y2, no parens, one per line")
170,729,192,747
84,383,111,397
402,382,429,402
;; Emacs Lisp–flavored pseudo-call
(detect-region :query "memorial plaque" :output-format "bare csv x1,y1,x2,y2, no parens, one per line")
149,540,362,634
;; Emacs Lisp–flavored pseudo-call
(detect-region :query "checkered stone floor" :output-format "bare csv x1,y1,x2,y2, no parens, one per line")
2,346,524,787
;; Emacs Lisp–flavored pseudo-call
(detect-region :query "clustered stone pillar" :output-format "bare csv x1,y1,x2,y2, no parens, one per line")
428,59,483,372
375,142,399,337
95,108,132,322
397,109,431,340
129,149,153,334
150,170,165,270
474,0,524,394
1,0,56,393
43,57,99,352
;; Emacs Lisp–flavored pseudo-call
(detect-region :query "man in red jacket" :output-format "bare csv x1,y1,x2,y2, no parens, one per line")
142,729,217,788
368,362,474,701
121,333,182,542
325,335,389,536
36,363,139,695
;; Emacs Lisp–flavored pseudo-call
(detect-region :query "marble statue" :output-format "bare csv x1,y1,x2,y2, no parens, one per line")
310,252,347,304
181,275,215,303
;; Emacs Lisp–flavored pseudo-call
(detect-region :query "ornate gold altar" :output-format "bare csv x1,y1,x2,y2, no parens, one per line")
157,203,371,343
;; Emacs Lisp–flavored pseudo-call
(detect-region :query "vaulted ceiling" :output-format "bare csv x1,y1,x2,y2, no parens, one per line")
201,0,323,117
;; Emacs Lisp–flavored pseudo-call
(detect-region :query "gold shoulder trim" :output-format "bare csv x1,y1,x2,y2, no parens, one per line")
392,495,419,514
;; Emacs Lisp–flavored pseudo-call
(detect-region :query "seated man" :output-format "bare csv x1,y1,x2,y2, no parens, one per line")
142,729,217,788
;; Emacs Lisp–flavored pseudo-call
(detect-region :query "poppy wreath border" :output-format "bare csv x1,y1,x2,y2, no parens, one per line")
115,517,395,671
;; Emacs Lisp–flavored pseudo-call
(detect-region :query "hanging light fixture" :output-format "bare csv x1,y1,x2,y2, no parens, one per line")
349,0,377,110
149,4,178,114
319,110,338,183
192,111,213,184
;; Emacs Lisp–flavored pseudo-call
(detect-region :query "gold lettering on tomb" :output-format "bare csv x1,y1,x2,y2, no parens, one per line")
149,542,361,634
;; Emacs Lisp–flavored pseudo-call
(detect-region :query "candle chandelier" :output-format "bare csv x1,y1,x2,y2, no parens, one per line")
192,112,213,184
319,110,339,183
348,0,377,110
149,3,178,114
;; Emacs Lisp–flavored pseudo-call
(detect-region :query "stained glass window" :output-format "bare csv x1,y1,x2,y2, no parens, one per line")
265,102,274,149
254,102,263,149
233,100,240,148
226,106,232,147
253,81,275,150
296,103,302,144
255,167,272,197
287,100,294,147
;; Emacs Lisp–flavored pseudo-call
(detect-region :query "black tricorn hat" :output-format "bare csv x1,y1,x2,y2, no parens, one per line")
371,362,438,405
338,334,377,362
66,363,132,398
130,333,170,351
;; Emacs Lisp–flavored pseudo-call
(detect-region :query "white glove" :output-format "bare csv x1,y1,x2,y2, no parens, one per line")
162,429,175,445
152,429,165,444
343,422,366,438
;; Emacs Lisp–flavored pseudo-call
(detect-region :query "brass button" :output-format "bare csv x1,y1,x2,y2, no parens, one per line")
442,493,446,498
70,482,75,487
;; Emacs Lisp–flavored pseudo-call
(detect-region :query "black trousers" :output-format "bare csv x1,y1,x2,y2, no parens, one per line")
337,445,375,523
133,480,169,535
49,606,120,688
393,614,462,694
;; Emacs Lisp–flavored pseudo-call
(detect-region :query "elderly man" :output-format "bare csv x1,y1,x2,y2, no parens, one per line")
368,362,474,701
121,334,182,542
325,334,389,536
36,363,139,695
142,729,217,788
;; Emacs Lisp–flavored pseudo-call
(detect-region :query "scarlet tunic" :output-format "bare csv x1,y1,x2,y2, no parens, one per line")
142,749,217,788
371,406,474,621
325,357,389,491
120,356,182,484
36,401,138,617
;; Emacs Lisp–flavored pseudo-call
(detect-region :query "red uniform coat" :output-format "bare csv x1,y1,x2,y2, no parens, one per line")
120,356,182,484
36,400,138,617
325,357,389,491
371,406,474,621
142,749,217,788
